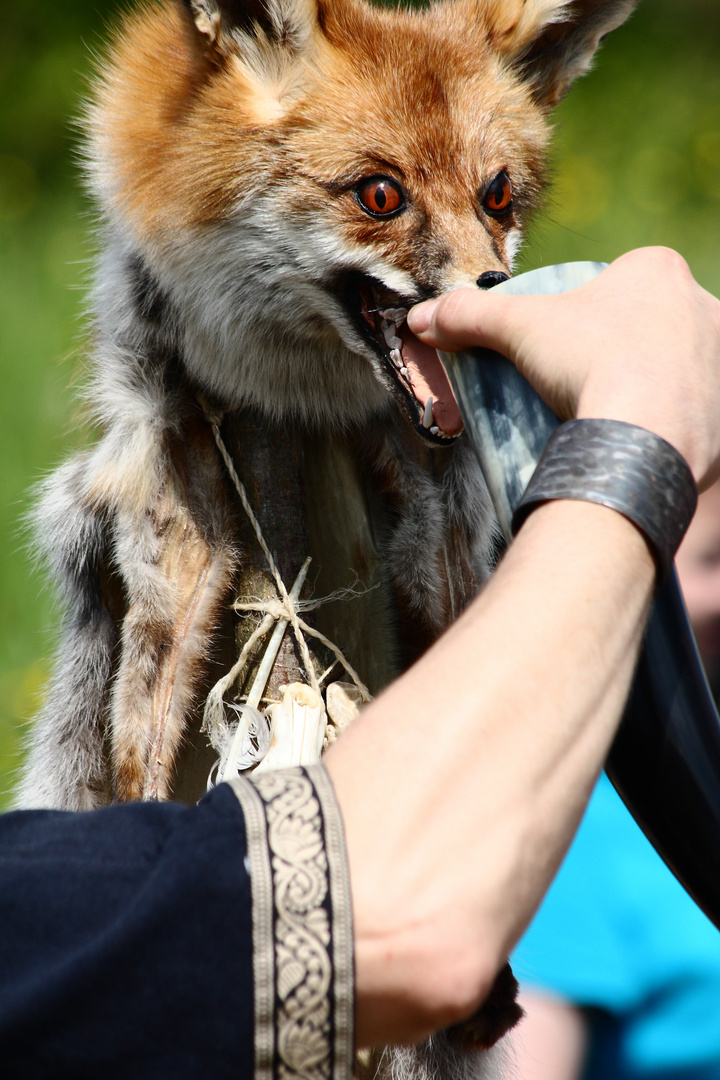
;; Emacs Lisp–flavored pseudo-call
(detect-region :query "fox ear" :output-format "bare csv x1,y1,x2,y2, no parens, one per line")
184,0,316,51
484,0,638,107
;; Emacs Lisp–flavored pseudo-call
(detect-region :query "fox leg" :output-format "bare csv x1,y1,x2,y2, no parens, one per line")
14,458,116,810
109,425,237,802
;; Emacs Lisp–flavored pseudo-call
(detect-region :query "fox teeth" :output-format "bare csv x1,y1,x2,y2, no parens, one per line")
400,366,409,379
381,326,403,352
380,307,407,325
381,323,396,347
390,349,402,368
422,397,434,429
430,426,440,435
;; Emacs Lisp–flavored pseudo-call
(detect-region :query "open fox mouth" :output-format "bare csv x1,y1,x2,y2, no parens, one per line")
347,274,464,443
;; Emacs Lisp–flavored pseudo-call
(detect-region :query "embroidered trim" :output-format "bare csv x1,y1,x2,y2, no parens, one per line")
231,777,275,1080
229,767,354,1080
309,765,353,1080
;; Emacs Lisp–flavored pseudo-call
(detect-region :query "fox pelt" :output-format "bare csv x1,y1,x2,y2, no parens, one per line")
19,0,638,811
17,0,636,1069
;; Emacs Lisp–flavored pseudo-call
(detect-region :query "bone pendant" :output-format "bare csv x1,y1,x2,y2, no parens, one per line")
254,682,326,772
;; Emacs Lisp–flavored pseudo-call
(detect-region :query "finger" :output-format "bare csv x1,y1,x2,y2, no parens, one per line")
407,287,550,362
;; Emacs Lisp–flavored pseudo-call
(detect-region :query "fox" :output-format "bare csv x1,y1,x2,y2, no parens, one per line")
16,0,637,1072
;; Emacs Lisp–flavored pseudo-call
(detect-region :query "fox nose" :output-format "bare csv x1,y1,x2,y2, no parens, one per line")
477,271,510,290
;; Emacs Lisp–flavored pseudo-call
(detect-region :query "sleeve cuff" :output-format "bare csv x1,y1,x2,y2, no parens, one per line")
229,765,354,1080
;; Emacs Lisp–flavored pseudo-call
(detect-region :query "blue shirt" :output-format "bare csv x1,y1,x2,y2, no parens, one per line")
514,773,720,1079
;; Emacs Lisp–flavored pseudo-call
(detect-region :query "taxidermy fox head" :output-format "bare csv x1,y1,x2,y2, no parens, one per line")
87,0,635,440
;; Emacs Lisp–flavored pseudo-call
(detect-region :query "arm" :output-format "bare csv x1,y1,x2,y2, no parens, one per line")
324,248,720,1046
329,497,654,1047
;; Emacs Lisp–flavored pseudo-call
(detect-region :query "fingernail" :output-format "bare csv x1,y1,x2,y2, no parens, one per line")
407,298,439,334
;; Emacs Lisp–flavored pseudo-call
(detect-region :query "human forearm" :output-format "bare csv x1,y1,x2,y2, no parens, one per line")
325,497,655,1046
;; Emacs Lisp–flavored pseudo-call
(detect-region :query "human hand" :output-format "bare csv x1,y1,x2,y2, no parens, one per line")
407,248,720,489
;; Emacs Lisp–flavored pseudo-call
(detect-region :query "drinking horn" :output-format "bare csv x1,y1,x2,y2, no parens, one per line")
439,263,720,931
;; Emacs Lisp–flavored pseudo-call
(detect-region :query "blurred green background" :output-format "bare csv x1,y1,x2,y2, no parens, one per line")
0,0,719,804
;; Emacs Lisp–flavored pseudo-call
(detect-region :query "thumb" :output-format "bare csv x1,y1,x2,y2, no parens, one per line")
407,287,544,358
407,286,577,420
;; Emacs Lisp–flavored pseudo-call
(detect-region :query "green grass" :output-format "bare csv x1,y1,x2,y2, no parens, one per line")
519,0,720,295
0,192,94,800
1,0,719,804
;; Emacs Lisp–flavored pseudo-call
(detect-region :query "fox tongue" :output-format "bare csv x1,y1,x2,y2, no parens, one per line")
399,326,464,436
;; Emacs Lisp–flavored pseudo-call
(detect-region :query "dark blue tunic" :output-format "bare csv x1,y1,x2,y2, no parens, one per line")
0,769,353,1080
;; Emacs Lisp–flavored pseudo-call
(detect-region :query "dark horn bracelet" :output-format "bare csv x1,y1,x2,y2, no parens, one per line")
511,419,698,582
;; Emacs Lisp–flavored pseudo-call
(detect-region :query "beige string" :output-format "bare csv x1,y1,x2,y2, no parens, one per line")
201,613,275,739
199,398,371,744
231,593,371,696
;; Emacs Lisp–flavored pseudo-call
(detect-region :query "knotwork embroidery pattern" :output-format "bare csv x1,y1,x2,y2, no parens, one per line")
230,766,353,1080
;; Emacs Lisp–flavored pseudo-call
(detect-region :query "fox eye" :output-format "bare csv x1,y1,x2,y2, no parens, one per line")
482,171,513,217
356,177,404,217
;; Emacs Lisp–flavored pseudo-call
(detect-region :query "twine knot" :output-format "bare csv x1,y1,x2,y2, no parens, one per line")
199,398,372,783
